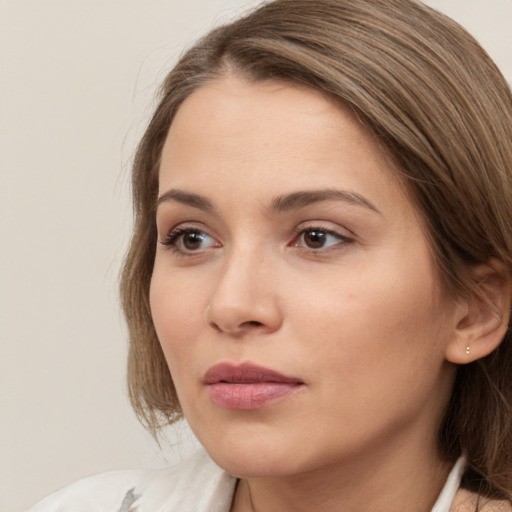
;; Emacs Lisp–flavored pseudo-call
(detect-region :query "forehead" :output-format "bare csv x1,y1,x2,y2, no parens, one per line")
164,76,349,161
159,75,412,218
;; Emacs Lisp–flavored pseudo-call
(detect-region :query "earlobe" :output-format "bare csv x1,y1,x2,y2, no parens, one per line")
445,260,511,365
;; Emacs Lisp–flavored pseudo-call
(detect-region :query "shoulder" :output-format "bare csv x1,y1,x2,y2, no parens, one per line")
450,489,512,512
28,449,237,512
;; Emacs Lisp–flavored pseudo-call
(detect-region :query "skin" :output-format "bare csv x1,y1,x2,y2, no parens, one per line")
150,75,463,512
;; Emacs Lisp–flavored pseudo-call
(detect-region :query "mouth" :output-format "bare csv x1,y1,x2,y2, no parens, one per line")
203,362,304,410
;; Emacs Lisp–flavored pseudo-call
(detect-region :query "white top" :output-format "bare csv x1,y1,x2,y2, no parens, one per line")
28,450,465,512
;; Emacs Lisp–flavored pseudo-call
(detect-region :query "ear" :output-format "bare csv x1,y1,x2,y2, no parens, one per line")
445,260,511,364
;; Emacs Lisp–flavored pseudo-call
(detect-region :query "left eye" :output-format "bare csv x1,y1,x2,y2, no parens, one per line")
294,228,346,249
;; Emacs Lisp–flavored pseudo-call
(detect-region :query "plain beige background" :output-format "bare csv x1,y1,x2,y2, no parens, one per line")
1,1,511,511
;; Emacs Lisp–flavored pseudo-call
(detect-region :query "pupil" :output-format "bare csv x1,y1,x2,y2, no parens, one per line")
305,230,326,248
184,232,203,250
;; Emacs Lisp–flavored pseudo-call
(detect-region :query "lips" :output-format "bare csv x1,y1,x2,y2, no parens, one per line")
203,362,304,410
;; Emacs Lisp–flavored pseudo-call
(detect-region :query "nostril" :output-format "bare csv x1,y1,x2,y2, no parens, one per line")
243,321,264,327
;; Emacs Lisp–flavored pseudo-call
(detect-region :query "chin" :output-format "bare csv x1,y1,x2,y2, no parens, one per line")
196,425,306,478
208,448,298,479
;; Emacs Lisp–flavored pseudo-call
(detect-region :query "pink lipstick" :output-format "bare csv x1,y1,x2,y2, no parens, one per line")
203,362,303,410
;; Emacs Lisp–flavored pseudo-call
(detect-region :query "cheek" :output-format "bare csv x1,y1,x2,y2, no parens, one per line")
287,269,453,447
290,249,452,383
149,267,206,371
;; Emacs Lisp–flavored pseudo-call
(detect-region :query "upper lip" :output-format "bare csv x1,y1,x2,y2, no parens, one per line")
203,362,303,384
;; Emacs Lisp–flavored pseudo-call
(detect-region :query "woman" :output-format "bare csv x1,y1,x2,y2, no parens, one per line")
30,0,512,510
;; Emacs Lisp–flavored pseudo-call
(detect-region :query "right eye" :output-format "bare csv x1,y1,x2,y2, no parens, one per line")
160,227,220,254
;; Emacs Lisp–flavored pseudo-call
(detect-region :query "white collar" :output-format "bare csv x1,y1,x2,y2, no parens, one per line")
431,457,466,512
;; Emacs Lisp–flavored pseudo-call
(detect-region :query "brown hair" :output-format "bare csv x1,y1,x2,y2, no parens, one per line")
120,0,512,500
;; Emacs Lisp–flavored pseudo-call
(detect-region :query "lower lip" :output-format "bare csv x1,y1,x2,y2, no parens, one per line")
207,382,302,410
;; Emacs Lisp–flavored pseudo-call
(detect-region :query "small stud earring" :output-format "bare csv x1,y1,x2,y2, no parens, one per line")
466,345,471,355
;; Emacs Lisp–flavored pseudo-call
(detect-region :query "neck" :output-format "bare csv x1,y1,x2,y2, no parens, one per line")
231,435,453,512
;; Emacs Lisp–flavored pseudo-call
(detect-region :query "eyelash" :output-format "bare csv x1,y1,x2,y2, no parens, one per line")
159,224,353,255
159,226,218,254
291,225,353,251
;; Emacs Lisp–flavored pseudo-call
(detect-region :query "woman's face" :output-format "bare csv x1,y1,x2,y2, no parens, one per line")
150,76,459,478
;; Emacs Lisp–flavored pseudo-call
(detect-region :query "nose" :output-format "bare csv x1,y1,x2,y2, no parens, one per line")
205,248,282,337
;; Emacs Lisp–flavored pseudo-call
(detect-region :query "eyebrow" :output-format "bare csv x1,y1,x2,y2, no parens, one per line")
156,187,380,215
270,189,381,214
156,189,215,212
